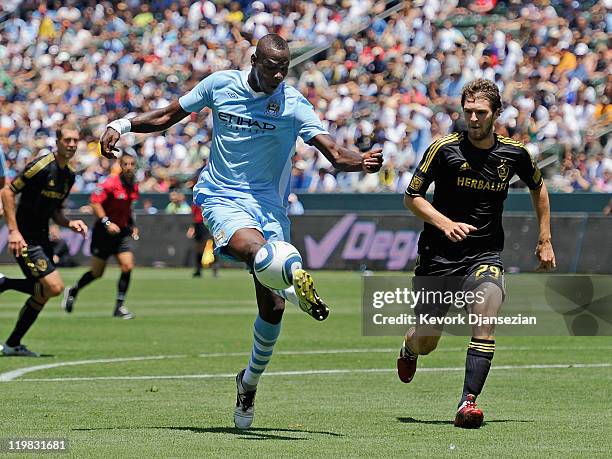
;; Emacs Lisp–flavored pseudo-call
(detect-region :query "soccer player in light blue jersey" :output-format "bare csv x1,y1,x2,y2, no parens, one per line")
100,34,383,429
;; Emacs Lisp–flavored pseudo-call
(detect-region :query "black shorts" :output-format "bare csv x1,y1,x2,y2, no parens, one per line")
413,251,505,320
193,222,211,243
16,244,56,280
90,223,134,260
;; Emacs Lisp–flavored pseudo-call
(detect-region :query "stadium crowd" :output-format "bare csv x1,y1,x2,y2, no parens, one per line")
0,0,610,198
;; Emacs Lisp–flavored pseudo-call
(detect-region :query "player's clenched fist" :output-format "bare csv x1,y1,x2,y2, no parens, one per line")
7,229,27,256
535,239,556,271
362,148,383,173
442,221,477,242
68,219,88,237
99,127,121,159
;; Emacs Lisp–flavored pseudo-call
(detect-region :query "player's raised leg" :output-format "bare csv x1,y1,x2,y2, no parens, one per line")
455,278,503,429
397,324,443,383
252,241,329,321
0,274,40,296
61,257,106,313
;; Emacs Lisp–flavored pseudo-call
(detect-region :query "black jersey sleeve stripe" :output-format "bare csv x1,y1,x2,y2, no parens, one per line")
24,154,55,179
10,154,55,193
420,133,459,173
8,177,25,193
498,137,526,148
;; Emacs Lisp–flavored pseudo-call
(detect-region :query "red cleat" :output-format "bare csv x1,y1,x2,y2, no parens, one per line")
397,345,418,383
454,394,484,429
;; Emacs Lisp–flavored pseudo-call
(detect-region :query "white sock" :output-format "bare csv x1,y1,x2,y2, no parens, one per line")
274,286,300,307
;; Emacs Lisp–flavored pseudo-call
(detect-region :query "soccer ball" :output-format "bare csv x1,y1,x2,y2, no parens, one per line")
253,241,303,290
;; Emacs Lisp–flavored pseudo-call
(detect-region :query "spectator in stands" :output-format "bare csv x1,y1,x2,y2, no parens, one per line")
165,191,191,214
287,193,305,216
1,0,609,198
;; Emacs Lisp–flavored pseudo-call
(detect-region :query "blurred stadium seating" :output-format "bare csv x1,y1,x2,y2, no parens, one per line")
0,0,609,202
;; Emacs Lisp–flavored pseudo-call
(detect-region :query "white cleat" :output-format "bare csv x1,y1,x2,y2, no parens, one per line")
61,287,76,313
234,369,256,429
1,342,40,357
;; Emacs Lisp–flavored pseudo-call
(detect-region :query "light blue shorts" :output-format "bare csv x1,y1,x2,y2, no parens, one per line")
197,194,290,262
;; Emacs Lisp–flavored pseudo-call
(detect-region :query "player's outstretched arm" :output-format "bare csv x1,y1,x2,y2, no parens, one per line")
530,182,556,271
100,100,190,158
309,134,383,173
404,194,477,243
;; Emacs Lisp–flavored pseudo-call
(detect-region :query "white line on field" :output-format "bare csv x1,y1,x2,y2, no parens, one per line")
197,346,612,358
9,363,612,383
0,355,186,382
2,346,612,382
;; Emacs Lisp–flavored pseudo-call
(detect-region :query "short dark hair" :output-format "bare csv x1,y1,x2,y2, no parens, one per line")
56,122,80,140
256,33,289,54
461,79,502,113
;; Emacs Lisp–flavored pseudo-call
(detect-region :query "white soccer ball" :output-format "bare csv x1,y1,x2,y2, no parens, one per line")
253,241,303,290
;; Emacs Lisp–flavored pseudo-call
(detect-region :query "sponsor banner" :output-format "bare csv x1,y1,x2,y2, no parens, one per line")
290,214,612,273
1,214,611,272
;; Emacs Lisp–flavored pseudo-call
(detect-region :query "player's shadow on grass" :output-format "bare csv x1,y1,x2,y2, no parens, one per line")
165,426,343,441
73,426,343,441
397,417,534,426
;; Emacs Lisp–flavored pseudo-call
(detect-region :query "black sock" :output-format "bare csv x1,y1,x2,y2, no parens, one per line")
460,338,495,406
73,271,97,295
116,271,131,309
195,251,203,274
0,277,37,295
6,298,44,347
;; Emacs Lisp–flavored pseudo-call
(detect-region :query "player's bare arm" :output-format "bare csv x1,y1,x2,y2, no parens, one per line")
404,194,477,242
530,182,556,271
0,186,26,255
51,209,88,237
100,100,190,158
309,134,383,173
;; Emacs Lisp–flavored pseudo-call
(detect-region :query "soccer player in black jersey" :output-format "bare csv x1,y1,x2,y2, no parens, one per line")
397,79,556,428
0,123,88,357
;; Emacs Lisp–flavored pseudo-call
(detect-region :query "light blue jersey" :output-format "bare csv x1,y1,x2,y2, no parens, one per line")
180,70,328,208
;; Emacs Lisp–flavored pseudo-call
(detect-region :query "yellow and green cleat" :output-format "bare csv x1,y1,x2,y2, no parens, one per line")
292,269,330,321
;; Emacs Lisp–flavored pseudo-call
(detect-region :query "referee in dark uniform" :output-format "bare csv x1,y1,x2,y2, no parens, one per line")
62,154,139,319
397,79,556,428
0,123,88,356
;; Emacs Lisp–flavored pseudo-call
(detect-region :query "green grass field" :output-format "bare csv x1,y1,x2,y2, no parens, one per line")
0,267,611,458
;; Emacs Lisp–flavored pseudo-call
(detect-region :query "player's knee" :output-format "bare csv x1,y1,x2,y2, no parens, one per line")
45,281,64,297
246,242,265,265
120,264,133,274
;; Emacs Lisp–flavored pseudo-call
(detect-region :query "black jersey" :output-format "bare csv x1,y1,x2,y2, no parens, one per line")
405,132,543,259
9,154,76,244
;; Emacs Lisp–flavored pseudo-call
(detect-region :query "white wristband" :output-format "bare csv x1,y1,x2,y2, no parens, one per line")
107,118,131,135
